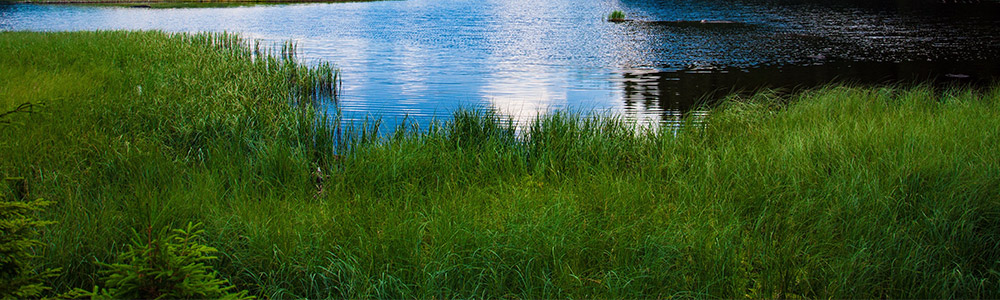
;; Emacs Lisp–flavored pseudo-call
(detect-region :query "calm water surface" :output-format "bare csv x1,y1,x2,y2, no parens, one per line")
2,0,999,128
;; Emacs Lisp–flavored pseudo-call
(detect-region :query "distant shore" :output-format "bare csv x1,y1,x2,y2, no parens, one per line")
10,0,376,5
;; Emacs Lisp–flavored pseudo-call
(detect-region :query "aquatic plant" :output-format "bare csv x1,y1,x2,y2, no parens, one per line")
608,10,626,21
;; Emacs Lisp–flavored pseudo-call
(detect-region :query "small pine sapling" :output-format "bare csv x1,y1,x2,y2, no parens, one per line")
0,186,58,299
70,222,252,299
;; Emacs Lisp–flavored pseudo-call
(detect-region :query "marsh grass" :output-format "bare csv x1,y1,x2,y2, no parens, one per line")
1,31,999,298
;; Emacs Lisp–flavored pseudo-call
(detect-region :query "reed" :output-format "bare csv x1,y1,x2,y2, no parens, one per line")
2,31,999,298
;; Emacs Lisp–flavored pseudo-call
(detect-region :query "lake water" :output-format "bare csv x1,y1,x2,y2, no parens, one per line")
2,0,999,128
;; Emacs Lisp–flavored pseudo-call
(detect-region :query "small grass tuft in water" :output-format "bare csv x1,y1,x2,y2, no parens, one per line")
608,10,626,21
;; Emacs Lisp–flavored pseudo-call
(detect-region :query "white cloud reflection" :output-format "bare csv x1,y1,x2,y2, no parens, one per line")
479,0,568,126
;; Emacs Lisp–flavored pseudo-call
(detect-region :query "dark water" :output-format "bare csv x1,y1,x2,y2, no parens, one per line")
2,0,999,128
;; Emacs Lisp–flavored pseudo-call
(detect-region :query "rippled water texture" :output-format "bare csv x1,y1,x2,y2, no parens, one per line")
3,0,999,127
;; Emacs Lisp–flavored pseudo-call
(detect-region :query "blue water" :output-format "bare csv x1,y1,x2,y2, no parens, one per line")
2,0,999,128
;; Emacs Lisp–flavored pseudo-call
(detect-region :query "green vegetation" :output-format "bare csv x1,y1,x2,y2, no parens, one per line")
68,223,253,299
2,31,1000,298
0,192,58,298
608,10,626,22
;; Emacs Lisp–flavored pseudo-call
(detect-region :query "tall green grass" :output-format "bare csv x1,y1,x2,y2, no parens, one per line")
2,31,999,298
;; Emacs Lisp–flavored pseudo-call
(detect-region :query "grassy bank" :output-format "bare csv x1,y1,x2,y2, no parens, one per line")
2,31,1000,298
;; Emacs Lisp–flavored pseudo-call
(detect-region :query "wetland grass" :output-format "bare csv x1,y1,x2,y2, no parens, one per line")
2,31,999,298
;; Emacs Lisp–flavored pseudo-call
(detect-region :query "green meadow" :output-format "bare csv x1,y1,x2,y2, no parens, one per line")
1,31,999,298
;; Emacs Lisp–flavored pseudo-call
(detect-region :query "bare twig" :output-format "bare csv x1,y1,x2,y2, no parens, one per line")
0,102,37,124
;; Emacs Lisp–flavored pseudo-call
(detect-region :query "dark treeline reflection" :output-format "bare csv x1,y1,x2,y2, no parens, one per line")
616,0,1000,125
620,60,1000,119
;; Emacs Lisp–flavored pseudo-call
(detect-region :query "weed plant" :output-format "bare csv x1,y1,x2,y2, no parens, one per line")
1,31,999,298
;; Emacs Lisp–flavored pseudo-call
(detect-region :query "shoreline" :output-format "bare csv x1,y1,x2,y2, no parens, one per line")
9,0,380,4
